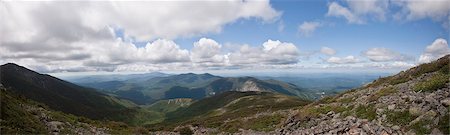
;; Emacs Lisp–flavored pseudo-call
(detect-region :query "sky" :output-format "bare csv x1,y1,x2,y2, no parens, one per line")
1,0,449,74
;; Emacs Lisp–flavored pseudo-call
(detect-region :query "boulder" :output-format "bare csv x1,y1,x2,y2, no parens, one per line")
440,98,450,107
409,107,423,116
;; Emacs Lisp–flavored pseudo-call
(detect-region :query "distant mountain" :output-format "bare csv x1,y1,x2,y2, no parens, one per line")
71,73,222,104
256,74,383,96
0,63,135,120
72,72,315,104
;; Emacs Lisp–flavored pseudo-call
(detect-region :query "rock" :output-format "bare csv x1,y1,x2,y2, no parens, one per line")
440,98,450,107
431,128,443,135
333,113,340,119
47,121,64,132
326,111,335,116
376,108,384,114
392,125,400,130
388,104,396,110
424,110,437,119
409,107,423,116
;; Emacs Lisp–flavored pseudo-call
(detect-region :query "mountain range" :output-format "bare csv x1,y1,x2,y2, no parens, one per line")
69,72,315,104
1,55,449,134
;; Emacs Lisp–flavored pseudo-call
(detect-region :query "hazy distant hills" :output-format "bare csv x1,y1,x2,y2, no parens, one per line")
70,72,316,105
0,63,135,120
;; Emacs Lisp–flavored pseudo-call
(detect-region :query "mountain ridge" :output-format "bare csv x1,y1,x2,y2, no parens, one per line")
0,63,133,120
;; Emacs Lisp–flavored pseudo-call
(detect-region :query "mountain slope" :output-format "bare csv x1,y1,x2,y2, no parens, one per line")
278,55,450,135
0,63,133,120
0,86,108,134
149,55,449,134
152,91,311,133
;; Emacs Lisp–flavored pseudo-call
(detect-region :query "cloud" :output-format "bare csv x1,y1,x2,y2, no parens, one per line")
229,40,300,65
191,38,226,63
418,38,450,63
327,0,449,28
394,0,450,29
326,0,388,24
298,21,322,36
325,56,360,64
362,48,413,62
326,2,364,24
0,0,282,72
320,47,336,55
326,0,389,24
3,0,280,41
345,0,388,21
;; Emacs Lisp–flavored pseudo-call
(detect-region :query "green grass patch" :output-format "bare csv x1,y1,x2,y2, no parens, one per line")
385,110,417,126
355,104,377,121
410,119,433,135
414,73,449,92
438,111,450,134
317,96,336,104
389,77,411,85
247,114,284,132
338,97,353,104
368,87,397,102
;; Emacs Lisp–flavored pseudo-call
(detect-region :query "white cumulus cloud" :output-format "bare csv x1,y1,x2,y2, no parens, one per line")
229,40,300,65
0,0,282,72
418,38,450,63
191,38,226,64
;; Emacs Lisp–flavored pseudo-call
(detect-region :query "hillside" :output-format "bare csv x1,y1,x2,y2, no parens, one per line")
277,55,450,135
0,63,135,120
147,55,449,135
151,91,311,133
0,86,109,134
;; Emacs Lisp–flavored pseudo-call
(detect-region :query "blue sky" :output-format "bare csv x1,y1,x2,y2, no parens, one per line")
1,0,449,74
172,0,447,56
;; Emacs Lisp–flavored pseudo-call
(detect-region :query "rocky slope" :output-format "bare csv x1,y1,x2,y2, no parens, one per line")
277,55,450,135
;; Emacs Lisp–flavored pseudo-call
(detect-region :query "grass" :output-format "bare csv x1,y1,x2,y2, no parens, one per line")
410,119,433,135
338,97,353,104
385,110,417,126
366,55,449,88
355,104,377,121
219,114,285,133
368,87,397,102
247,114,284,132
413,73,449,92
294,104,349,125
438,110,450,134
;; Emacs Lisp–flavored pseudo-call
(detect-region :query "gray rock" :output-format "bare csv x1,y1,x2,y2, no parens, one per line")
409,107,423,116
391,125,400,130
440,98,450,107
388,104,396,110
431,128,443,135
